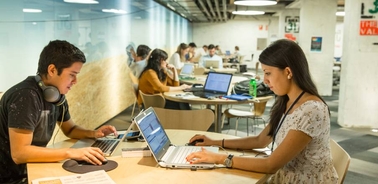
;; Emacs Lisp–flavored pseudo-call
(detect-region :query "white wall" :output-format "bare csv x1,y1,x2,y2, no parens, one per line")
192,16,278,67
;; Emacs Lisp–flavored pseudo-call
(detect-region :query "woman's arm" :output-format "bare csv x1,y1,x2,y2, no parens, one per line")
187,129,312,174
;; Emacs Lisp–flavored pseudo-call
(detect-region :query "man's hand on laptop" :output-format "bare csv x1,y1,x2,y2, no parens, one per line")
94,125,118,138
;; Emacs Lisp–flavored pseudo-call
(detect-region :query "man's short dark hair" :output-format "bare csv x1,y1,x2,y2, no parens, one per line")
208,44,215,50
37,40,86,76
136,44,151,59
189,42,197,48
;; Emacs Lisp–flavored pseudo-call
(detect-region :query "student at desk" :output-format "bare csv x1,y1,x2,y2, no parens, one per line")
0,40,117,184
187,39,338,183
199,44,223,69
138,49,191,110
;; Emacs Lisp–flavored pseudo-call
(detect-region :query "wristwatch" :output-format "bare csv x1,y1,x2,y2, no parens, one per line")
224,154,234,168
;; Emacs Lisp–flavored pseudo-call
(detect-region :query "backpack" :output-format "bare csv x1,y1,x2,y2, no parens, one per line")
232,80,274,97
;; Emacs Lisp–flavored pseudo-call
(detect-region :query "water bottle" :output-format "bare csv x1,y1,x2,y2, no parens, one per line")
249,78,257,98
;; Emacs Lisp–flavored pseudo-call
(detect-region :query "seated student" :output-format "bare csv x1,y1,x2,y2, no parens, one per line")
0,40,117,184
169,43,189,69
185,42,196,62
186,39,338,183
199,44,223,69
138,49,191,110
130,44,151,78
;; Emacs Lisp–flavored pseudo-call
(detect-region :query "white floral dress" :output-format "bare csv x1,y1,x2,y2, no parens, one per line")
268,100,338,184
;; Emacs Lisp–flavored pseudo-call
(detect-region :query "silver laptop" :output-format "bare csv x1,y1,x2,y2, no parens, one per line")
71,129,127,157
180,63,194,76
133,107,219,169
205,60,220,69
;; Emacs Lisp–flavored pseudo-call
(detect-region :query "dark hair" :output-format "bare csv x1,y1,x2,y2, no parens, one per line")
259,39,328,137
189,42,197,48
203,45,208,48
235,46,239,50
136,44,151,59
140,49,168,81
37,40,86,76
208,44,215,50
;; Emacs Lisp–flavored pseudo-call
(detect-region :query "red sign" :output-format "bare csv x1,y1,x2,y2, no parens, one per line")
360,20,378,35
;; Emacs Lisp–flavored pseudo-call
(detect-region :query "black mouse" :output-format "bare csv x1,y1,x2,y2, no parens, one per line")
188,139,204,146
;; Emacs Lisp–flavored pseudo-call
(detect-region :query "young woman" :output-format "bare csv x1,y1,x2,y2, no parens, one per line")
186,39,338,183
138,49,191,110
169,43,189,69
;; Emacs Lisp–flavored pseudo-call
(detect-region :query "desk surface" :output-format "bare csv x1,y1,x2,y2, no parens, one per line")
28,130,264,183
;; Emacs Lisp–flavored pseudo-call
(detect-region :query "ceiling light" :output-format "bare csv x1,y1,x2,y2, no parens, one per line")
63,0,99,4
23,8,42,13
102,9,127,14
232,10,265,15
336,11,345,16
234,0,277,6
167,3,175,11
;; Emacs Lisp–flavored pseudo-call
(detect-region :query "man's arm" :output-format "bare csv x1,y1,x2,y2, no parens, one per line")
9,127,104,164
60,119,117,139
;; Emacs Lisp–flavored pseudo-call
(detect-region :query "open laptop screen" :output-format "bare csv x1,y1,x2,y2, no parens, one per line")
135,109,170,157
203,72,232,94
180,63,194,76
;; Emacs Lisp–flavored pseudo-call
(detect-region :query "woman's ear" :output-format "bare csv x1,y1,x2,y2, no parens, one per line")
285,67,292,78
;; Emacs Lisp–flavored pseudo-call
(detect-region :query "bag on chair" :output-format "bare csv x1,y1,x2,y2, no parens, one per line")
232,80,274,97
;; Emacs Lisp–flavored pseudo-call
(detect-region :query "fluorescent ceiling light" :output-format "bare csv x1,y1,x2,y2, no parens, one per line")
336,11,345,16
102,9,127,14
64,0,99,4
23,8,42,13
234,0,277,6
232,10,265,15
167,3,175,11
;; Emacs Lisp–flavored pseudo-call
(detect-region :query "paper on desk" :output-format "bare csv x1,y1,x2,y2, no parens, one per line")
32,170,115,184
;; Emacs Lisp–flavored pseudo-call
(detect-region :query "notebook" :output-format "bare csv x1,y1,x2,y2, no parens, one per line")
180,63,194,76
133,107,219,169
190,72,233,98
204,60,220,69
71,130,126,157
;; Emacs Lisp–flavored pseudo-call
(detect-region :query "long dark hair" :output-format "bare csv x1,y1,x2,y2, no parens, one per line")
139,49,168,81
259,39,328,136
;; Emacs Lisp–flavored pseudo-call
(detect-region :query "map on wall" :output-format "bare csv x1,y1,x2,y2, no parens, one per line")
359,0,378,52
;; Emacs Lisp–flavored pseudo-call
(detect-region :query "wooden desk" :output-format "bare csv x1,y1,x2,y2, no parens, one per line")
204,68,237,74
28,130,264,183
164,92,273,133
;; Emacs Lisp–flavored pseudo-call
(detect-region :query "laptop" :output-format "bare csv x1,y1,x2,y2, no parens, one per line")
133,107,219,169
225,50,231,56
179,63,194,77
204,60,220,69
71,129,127,157
187,72,233,98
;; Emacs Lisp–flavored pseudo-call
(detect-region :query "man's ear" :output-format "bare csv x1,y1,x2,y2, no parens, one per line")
47,64,57,77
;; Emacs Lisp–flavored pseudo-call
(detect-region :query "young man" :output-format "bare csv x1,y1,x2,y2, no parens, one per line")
0,40,117,184
199,44,223,69
129,44,151,78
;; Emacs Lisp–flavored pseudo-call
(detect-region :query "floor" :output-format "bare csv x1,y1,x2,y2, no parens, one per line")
103,75,378,184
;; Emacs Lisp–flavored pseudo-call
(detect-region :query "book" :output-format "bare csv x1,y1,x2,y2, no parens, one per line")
121,147,151,158
223,94,251,101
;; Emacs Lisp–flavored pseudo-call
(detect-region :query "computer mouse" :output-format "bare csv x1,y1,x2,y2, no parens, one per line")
74,159,108,166
188,139,204,146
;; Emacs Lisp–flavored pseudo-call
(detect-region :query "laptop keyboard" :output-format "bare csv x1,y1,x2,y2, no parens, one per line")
172,146,201,164
91,139,119,156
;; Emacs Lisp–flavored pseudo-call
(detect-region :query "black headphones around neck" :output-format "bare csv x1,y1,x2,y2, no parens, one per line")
35,75,66,106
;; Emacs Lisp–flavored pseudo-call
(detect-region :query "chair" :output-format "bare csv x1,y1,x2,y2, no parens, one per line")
129,73,140,119
139,90,166,109
153,107,214,131
193,67,205,75
221,96,273,136
330,139,350,184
